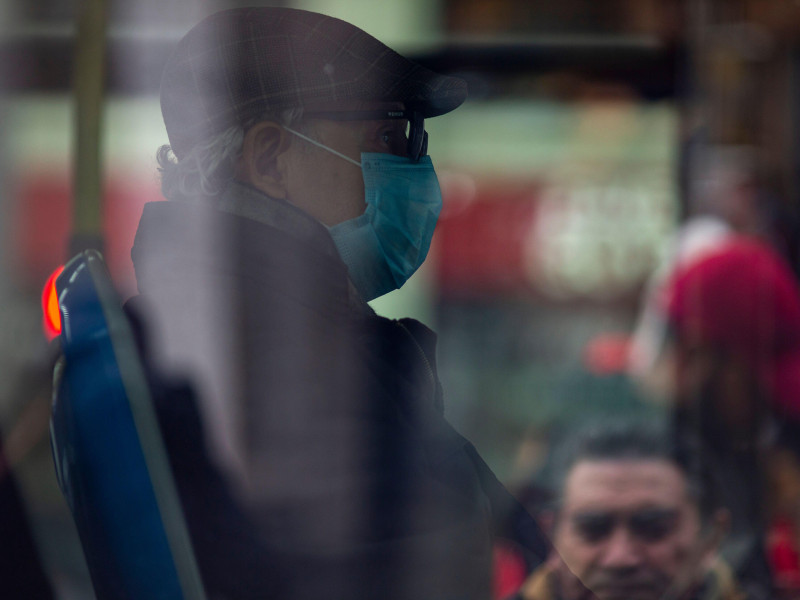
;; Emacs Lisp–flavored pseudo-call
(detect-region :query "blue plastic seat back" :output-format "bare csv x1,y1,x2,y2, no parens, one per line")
50,250,206,600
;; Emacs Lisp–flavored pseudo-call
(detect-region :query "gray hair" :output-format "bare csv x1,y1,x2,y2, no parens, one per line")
157,107,305,201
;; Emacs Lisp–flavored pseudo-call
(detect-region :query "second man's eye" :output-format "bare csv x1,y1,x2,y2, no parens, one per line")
573,513,615,543
629,509,678,542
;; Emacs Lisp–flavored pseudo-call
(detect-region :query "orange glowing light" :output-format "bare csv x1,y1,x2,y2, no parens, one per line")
583,333,631,376
42,266,65,340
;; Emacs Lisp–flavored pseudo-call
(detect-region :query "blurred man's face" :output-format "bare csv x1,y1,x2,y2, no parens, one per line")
282,102,410,227
553,459,705,600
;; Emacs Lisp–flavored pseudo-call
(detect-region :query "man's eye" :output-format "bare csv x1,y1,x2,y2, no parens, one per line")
629,509,678,542
573,514,614,543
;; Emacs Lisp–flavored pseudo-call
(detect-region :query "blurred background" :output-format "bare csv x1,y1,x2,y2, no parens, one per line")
3,0,800,597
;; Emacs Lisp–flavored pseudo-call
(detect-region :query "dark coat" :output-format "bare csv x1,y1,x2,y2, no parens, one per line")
129,193,548,600
511,560,747,600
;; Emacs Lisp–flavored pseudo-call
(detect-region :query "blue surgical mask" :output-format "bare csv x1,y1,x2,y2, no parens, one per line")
284,127,442,301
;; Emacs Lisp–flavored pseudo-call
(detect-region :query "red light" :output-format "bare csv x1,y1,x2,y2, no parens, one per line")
42,266,65,341
583,333,631,376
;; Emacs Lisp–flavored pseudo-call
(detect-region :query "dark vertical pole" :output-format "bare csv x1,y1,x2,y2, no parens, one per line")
682,0,710,220
71,0,108,256
789,47,800,273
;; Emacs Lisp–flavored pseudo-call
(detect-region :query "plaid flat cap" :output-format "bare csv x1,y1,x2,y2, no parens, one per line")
161,7,468,159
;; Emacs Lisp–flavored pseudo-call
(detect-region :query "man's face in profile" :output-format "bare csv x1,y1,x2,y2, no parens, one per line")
552,459,706,600
281,102,411,227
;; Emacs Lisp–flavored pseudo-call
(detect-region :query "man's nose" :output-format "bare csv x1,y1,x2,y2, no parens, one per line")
599,528,643,569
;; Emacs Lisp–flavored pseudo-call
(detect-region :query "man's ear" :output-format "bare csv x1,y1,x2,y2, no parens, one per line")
236,121,292,199
700,508,730,569
663,508,730,600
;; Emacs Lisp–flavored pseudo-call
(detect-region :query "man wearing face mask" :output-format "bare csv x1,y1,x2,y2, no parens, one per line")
127,7,548,600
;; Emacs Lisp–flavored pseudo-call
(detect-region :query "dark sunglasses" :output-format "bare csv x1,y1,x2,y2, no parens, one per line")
571,508,680,544
303,109,428,162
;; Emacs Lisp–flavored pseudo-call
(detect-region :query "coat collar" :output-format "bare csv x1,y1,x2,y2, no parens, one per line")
212,181,371,314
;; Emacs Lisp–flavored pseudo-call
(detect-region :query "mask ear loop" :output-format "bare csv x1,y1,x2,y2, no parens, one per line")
283,126,362,168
